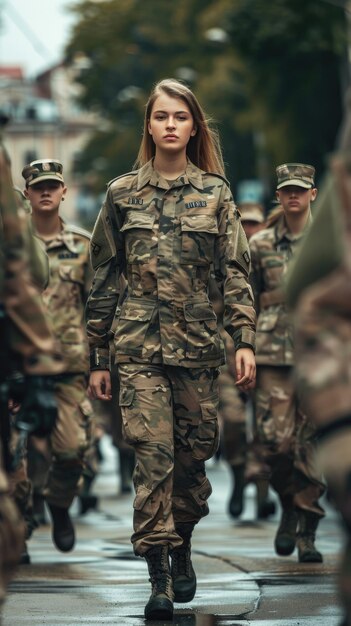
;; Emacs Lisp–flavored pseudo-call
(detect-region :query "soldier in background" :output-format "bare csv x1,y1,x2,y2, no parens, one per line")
0,115,62,608
217,182,275,520
249,163,325,563
23,159,93,554
8,187,53,562
286,136,351,624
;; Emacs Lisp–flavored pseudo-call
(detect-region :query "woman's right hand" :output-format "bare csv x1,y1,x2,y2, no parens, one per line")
88,370,112,401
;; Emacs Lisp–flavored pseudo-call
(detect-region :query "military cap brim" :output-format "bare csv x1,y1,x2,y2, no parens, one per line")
239,203,265,223
276,178,313,190
27,173,64,186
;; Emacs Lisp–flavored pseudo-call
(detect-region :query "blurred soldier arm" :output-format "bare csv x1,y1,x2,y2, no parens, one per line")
86,192,124,400
1,140,63,450
247,235,263,317
213,183,256,388
13,187,50,292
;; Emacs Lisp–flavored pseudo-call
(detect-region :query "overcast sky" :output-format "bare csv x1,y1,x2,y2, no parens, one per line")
0,0,78,77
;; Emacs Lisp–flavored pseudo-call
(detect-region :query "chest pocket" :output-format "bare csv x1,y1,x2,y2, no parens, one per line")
180,214,218,266
120,211,156,263
59,263,85,285
261,252,286,291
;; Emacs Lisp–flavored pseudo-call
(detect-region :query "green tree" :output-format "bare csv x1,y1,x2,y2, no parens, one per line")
66,0,257,191
65,0,348,197
224,0,347,188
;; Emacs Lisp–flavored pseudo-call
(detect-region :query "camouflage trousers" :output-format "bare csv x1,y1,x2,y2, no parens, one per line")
7,423,32,537
28,374,92,509
254,365,325,517
0,448,24,606
101,365,134,455
118,363,220,556
218,367,247,467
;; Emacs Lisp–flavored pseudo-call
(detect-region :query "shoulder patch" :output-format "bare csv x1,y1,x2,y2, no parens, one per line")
107,170,138,189
66,224,91,240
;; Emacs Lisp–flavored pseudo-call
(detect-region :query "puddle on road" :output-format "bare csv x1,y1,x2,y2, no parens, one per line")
126,613,245,626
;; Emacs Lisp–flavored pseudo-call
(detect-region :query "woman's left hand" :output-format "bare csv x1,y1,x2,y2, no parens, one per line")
235,348,256,390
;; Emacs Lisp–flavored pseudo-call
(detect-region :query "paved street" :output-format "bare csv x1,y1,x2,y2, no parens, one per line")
3,436,345,626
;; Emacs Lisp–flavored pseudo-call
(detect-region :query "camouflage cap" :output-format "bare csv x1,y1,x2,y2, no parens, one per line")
22,159,64,187
239,202,265,224
276,163,315,190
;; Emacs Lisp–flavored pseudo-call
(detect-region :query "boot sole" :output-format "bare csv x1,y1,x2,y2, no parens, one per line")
173,577,197,603
52,530,75,552
298,554,323,563
274,538,296,556
174,589,196,603
144,598,173,620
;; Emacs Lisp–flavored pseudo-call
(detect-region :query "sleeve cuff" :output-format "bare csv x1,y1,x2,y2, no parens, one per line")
233,328,256,353
90,348,110,371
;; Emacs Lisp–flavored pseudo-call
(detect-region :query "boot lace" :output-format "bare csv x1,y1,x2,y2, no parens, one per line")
172,546,192,578
147,550,173,598
298,534,317,553
279,508,298,534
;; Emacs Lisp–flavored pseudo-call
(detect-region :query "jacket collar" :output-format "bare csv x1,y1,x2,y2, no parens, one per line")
275,211,312,243
136,158,204,191
44,218,78,253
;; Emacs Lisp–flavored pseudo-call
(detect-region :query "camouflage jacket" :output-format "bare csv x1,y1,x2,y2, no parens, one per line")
39,220,92,374
86,159,256,370
249,212,311,366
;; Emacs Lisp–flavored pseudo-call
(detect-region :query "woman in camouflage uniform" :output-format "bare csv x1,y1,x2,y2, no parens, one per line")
87,78,256,620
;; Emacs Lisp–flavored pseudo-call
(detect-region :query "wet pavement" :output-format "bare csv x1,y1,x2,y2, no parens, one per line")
4,436,345,625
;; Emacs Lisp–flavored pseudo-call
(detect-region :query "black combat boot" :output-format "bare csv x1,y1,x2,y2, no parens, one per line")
32,493,47,526
19,542,31,565
118,448,134,494
48,503,75,552
78,475,99,515
144,545,174,620
171,522,197,603
228,464,246,518
297,511,323,563
256,478,276,519
274,498,299,556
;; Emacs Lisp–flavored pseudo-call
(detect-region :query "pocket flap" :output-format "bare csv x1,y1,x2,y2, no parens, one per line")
119,299,156,321
184,301,217,322
120,211,155,232
119,386,135,407
180,214,218,234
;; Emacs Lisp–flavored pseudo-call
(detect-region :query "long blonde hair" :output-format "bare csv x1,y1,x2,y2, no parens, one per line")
135,78,225,176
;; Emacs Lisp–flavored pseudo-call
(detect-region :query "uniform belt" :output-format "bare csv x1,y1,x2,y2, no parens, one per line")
259,289,285,308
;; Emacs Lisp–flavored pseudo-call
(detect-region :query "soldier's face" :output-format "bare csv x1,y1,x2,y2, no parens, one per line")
148,93,196,155
25,181,66,212
276,185,317,214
